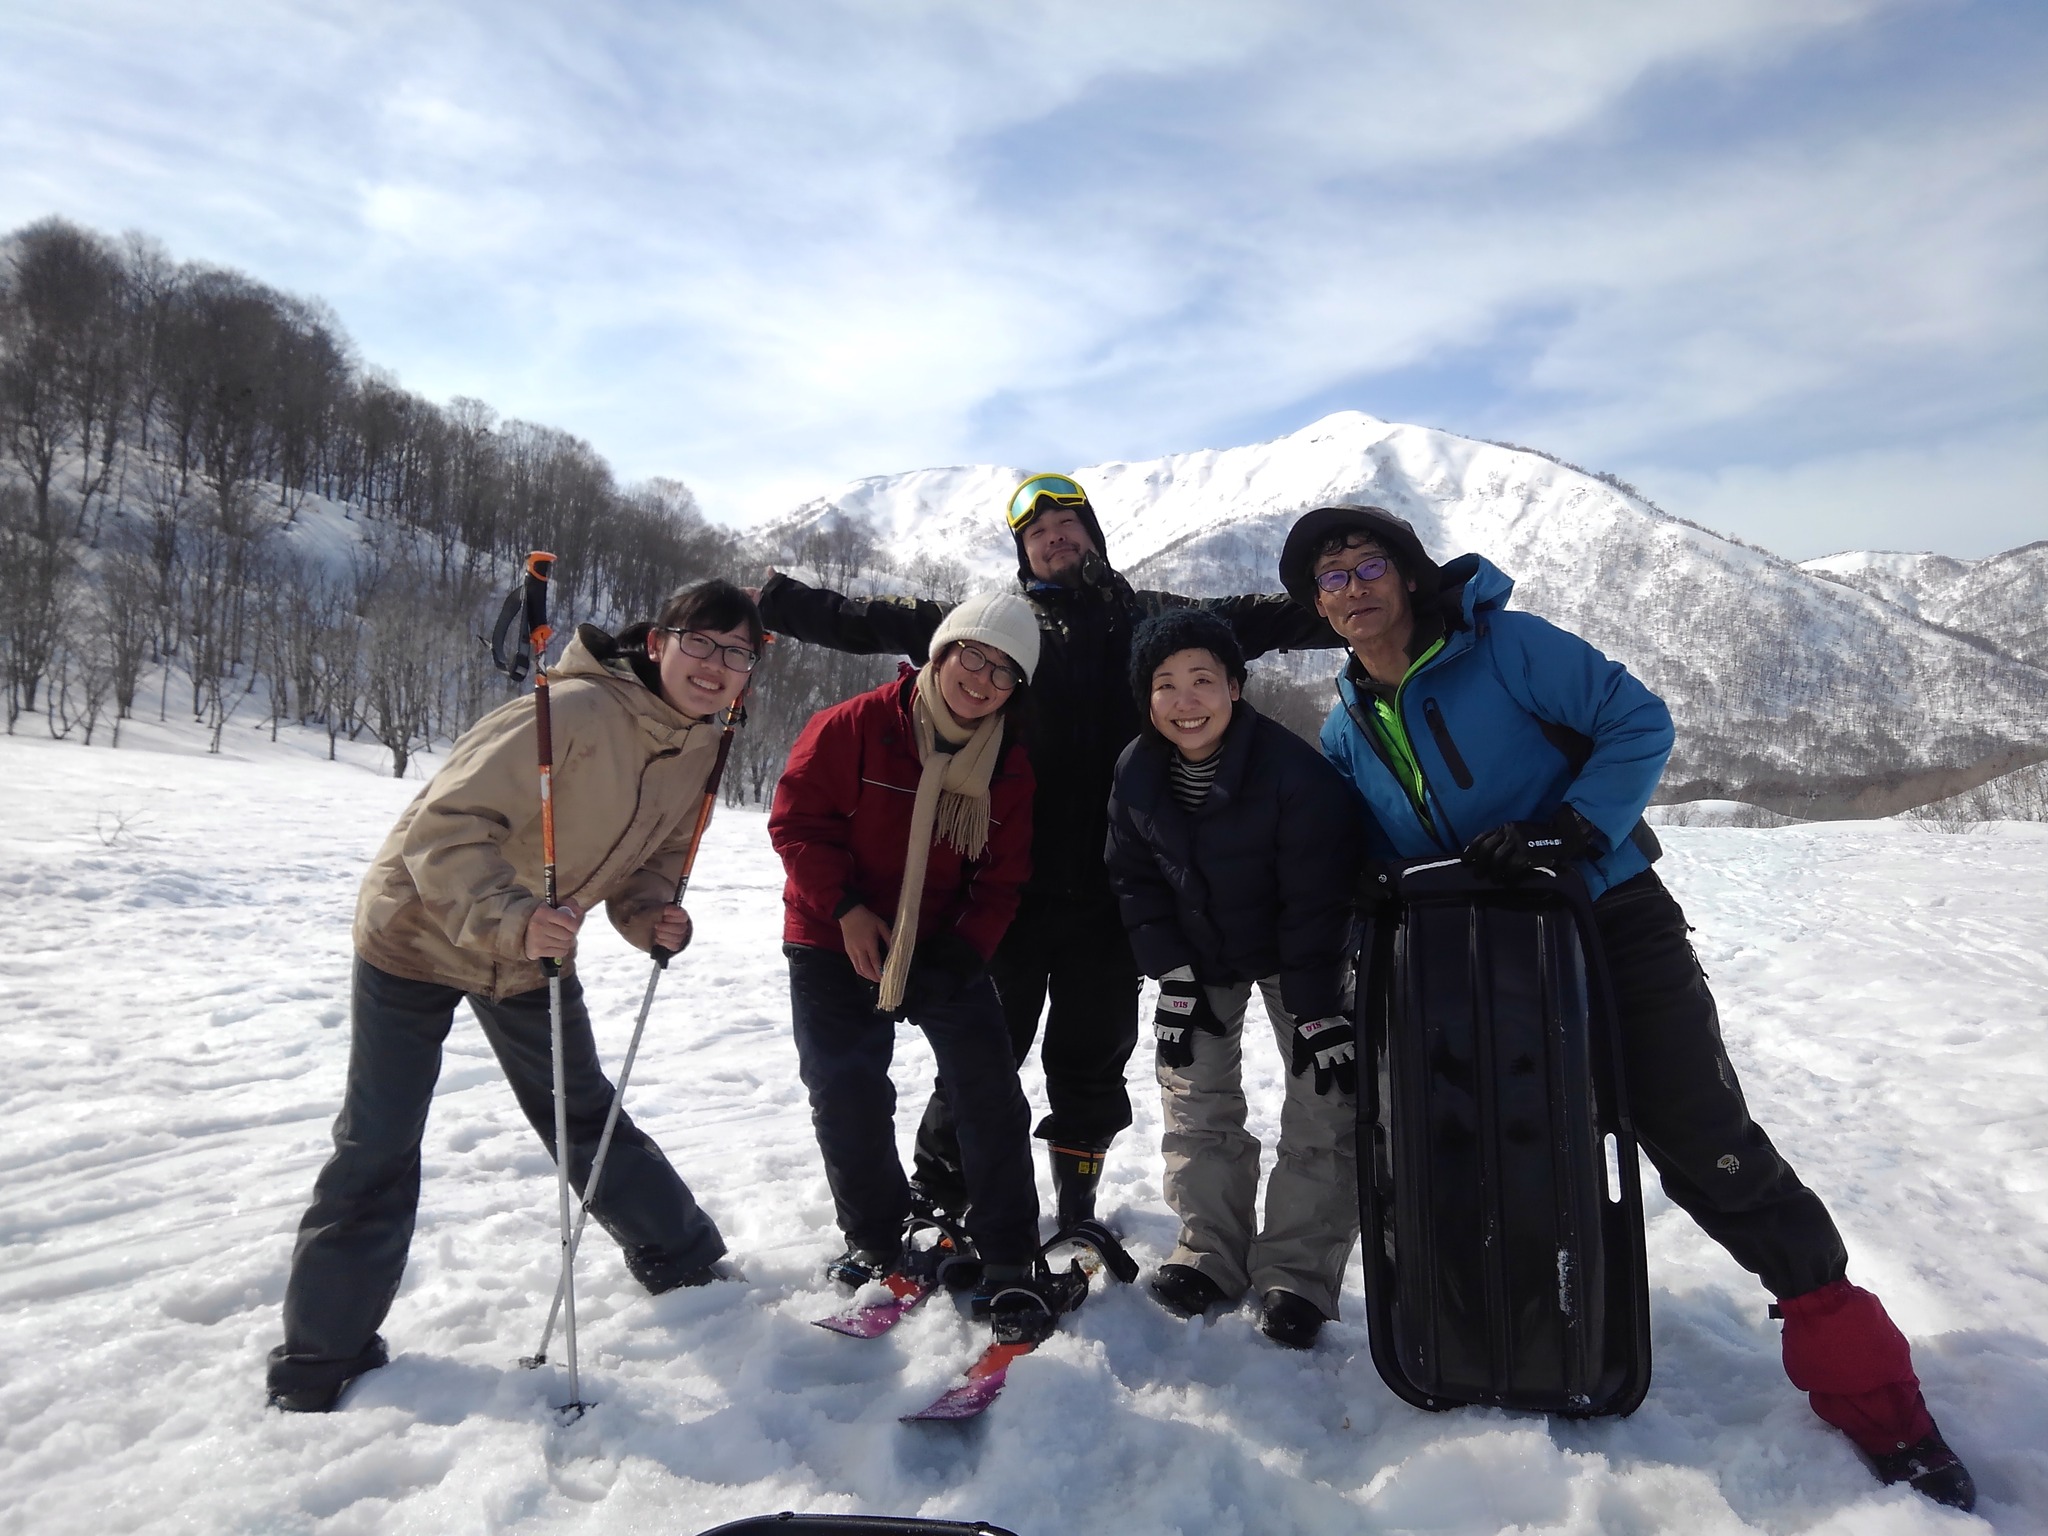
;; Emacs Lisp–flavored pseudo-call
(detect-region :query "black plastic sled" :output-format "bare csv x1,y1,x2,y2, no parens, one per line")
1355,857,1652,1417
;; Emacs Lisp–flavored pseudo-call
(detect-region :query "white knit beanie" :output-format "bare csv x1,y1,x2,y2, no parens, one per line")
927,590,1042,682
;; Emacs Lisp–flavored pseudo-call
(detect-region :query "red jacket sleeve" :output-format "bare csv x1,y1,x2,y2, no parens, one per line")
950,738,1035,961
768,696,866,931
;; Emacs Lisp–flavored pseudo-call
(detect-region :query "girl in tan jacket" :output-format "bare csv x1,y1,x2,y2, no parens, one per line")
267,579,762,1413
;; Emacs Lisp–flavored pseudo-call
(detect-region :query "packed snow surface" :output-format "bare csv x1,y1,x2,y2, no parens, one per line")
3,721,2045,1535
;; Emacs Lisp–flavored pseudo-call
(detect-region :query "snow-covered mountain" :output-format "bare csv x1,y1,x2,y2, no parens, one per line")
758,412,2048,817
1801,544,2048,671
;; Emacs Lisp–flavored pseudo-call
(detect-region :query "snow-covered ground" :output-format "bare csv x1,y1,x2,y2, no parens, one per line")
3,720,2045,1535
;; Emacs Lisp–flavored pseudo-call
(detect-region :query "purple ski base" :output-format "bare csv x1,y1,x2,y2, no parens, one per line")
812,1273,933,1338
900,1341,1036,1422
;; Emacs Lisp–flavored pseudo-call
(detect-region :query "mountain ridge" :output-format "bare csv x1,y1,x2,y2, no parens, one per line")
756,412,2048,817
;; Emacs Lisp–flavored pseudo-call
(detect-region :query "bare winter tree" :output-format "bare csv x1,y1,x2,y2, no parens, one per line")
0,485,72,731
359,558,439,777
47,583,116,744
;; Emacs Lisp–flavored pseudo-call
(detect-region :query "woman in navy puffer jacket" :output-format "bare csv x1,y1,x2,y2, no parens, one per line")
1106,609,1364,1349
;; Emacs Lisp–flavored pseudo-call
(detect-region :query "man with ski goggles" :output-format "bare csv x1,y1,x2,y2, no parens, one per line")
1280,502,1976,1512
758,472,1342,1235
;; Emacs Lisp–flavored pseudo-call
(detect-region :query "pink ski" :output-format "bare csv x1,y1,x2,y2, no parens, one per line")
813,1272,934,1338
900,1340,1036,1422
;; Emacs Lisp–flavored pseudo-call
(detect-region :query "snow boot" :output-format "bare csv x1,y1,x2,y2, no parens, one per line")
825,1244,902,1290
265,1334,388,1414
1776,1279,1974,1509
1258,1289,1326,1350
1048,1141,1110,1228
1149,1263,1230,1319
982,1259,1090,1345
1870,1429,1977,1511
628,1244,740,1294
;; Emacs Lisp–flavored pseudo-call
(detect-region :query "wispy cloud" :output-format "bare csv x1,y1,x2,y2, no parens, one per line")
1,0,2039,554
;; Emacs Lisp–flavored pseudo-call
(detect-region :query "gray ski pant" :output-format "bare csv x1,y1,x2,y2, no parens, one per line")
269,959,724,1396
1157,977,1359,1318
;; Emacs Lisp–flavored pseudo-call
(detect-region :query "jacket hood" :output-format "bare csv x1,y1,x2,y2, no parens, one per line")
1438,553,1514,627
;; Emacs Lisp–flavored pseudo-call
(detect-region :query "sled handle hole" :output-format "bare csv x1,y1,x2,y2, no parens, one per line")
1602,1134,1622,1204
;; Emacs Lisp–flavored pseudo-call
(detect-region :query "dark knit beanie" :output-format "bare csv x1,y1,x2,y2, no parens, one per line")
1128,609,1247,708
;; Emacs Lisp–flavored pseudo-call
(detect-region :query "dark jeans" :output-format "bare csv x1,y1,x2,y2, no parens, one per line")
913,891,1142,1197
269,959,724,1390
1596,871,1848,1300
787,944,1040,1265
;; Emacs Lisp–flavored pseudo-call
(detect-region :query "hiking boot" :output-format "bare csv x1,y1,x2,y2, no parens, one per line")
981,1260,1090,1345
1258,1289,1326,1350
1149,1263,1230,1319
1870,1428,1977,1512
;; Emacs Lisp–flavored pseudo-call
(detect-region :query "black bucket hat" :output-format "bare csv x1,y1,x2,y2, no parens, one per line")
1277,505,1439,610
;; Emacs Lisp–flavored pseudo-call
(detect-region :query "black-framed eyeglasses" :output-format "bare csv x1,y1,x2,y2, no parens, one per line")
660,627,758,672
952,643,1021,691
1314,555,1392,594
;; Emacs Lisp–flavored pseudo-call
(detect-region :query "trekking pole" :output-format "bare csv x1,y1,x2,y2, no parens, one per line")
513,550,588,1418
522,635,771,1372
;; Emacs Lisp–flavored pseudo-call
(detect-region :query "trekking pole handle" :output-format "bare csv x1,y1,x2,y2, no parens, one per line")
524,552,556,656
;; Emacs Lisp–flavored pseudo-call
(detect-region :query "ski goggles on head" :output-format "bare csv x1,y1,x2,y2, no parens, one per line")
1006,473,1090,531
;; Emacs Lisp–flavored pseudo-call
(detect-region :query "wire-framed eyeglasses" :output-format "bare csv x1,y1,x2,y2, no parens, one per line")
659,627,759,672
1314,555,1392,594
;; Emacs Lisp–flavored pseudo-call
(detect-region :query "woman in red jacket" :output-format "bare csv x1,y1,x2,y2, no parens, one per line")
769,592,1085,1339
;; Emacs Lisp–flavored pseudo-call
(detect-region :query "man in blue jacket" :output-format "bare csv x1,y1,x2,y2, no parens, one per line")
1280,504,1974,1511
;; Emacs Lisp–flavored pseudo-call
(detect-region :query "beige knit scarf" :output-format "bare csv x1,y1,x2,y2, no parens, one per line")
876,664,1005,1012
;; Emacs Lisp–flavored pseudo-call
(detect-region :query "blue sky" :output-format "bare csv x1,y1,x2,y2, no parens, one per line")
2,0,2041,557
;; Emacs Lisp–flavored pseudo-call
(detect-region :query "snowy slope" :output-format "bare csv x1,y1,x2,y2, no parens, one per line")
759,413,2048,810
1802,545,2048,671
4,725,2046,1534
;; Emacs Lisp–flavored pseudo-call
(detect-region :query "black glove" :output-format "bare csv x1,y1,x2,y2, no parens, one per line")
1290,1015,1357,1096
1153,966,1225,1071
901,932,986,1012
1461,805,1599,885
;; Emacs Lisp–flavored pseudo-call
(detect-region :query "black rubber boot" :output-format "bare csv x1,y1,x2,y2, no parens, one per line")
1048,1141,1109,1229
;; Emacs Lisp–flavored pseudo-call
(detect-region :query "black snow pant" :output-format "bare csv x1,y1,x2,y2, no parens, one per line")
787,943,1041,1265
268,959,725,1396
912,889,1142,1204
1596,870,1848,1300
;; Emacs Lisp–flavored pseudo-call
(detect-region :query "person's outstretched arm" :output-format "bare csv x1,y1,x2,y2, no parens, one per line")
1130,586,1339,661
757,569,953,659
